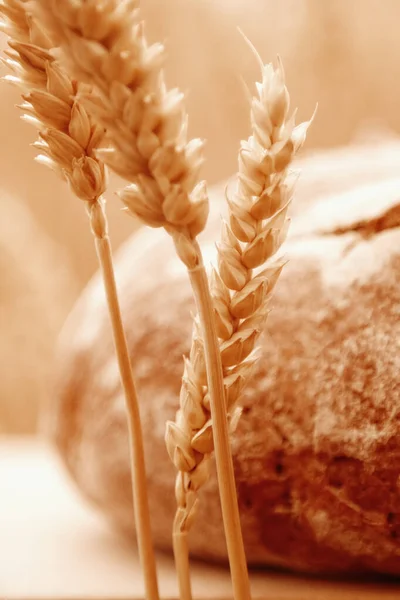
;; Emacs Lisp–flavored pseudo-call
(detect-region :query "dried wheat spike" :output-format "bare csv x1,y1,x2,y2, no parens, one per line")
214,55,314,398
1,0,107,231
33,0,209,270
166,54,314,537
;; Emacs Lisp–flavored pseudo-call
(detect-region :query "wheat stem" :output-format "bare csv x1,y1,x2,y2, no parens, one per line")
0,2,160,597
89,201,159,600
173,514,193,600
188,249,251,600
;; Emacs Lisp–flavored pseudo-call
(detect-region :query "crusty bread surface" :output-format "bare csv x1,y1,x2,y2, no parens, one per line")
51,140,400,574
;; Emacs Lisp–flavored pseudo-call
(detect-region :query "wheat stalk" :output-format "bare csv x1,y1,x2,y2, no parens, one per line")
31,2,252,599
165,44,314,599
0,3,160,599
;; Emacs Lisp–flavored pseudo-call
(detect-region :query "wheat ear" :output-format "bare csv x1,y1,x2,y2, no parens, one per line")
213,49,314,408
0,3,160,599
166,47,314,599
31,2,252,599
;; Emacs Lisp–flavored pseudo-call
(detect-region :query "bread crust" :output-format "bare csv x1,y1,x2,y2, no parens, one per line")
52,141,400,574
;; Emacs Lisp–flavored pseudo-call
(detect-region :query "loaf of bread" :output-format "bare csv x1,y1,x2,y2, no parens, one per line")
52,137,400,575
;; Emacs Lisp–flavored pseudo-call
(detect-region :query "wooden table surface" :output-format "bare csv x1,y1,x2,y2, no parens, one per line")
1,437,399,599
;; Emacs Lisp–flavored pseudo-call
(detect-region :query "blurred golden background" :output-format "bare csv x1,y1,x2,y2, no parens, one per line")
1,0,400,433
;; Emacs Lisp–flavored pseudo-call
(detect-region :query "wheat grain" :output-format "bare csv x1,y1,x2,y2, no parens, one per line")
31,3,251,600
0,0,51,47
0,3,159,599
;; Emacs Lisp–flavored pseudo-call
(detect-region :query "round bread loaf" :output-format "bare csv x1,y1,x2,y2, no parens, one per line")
52,138,400,575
